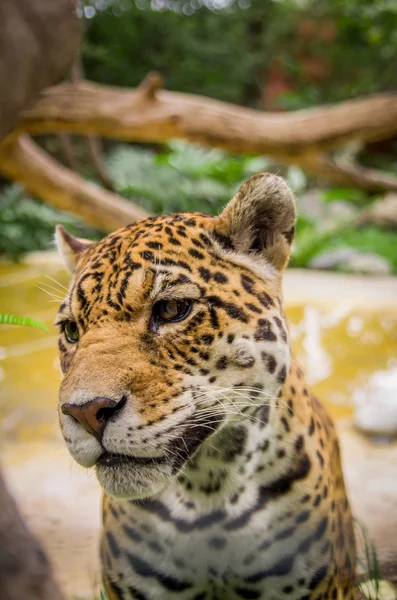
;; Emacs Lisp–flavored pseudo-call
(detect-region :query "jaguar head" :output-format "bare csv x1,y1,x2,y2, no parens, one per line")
56,173,295,499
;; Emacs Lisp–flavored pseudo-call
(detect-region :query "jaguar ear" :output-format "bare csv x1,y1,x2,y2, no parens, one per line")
55,225,94,273
215,173,296,271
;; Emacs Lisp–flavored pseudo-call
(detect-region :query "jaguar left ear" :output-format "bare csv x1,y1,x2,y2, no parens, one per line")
55,225,94,273
215,173,296,271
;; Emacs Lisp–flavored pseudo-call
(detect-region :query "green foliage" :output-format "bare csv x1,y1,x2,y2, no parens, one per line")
2,0,394,272
81,0,397,109
1,143,396,274
106,142,273,214
320,188,370,206
290,221,397,273
288,214,339,269
82,1,267,106
0,184,101,260
106,143,397,274
0,314,48,333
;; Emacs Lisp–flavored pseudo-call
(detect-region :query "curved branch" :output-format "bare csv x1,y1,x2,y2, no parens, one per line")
303,155,397,192
0,135,151,231
17,81,397,158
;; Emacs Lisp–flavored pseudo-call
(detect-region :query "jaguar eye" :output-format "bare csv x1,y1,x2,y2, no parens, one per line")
153,299,193,323
63,321,80,344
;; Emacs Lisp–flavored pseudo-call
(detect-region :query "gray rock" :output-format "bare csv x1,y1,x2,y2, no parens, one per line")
353,368,397,438
309,247,392,275
297,189,357,231
344,252,393,275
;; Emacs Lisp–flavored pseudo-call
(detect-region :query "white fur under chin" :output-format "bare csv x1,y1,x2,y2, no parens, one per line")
95,463,171,500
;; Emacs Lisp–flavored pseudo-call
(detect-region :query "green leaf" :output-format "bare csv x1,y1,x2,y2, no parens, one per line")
0,184,101,260
0,314,48,333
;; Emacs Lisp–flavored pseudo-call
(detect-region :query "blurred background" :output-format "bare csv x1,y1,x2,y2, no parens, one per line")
2,0,397,268
0,0,396,598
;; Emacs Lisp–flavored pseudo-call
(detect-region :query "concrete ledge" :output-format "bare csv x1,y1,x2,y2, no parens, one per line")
283,269,397,311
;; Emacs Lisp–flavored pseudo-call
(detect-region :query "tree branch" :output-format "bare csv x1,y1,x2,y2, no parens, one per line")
14,78,397,191
0,135,151,230
302,154,397,192
17,80,397,157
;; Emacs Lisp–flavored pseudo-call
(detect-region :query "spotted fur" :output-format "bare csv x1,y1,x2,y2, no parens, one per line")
55,173,355,600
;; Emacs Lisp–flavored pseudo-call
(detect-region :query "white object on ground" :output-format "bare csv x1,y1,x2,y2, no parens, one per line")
353,368,397,437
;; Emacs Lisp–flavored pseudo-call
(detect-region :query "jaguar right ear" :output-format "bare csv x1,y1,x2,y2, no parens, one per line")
55,225,94,274
214,173,296,271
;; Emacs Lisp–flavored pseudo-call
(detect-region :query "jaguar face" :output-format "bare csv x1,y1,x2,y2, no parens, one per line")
55,173,296,499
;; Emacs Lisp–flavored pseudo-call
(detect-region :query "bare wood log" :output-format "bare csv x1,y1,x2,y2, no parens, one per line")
0,135,151,230
302,155,397,192
17,80,397,156
15,79,397,191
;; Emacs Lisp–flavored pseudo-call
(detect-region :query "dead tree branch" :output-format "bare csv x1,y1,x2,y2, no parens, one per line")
17,82,397,155
0,135,151,230
2,74,397,230
12,78,397,192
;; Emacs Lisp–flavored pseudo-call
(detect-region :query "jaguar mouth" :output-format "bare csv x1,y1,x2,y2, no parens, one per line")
96,452,166,468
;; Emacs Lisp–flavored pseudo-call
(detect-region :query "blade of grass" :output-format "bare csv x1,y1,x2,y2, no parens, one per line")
355,517,381,599
0,313,48,333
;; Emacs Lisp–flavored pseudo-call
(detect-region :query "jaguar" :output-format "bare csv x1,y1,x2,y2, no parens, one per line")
55,173,356,600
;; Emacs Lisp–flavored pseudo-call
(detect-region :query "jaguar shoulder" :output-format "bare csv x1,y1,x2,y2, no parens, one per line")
55,173,356,600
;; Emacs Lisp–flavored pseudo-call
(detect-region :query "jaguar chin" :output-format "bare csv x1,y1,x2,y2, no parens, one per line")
98,414,221,498
95,454,171,500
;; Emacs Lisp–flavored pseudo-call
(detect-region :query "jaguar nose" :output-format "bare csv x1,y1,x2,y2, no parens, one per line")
61,396,126,440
